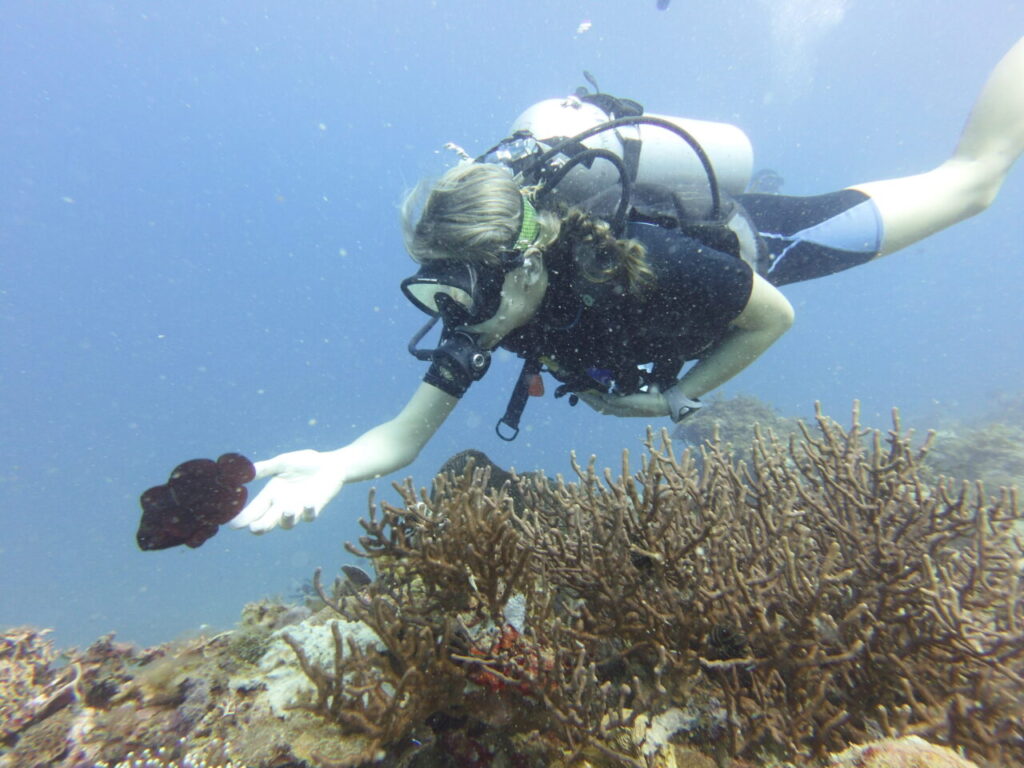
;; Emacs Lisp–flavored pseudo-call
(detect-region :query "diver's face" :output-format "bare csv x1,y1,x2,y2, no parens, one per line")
465,258,548,349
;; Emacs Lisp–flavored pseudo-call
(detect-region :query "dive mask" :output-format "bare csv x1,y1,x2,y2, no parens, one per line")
400,195,540,328
401,259,508,328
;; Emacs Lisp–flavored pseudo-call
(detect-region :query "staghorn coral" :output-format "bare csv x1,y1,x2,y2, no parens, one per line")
526,404,1023,763
4,405,1021,768
283,403,1023,767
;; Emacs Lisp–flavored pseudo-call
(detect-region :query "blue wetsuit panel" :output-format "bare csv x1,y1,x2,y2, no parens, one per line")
737,189,883,286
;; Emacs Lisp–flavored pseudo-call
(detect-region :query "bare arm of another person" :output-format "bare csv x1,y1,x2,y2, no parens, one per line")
230,382,457,533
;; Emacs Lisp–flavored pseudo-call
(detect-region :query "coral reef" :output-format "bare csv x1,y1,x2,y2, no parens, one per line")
827,735,979,767
0,628,61,741
279,403,1023,766
673,394,800,466
2,404,1021,768
920,389,1024,491
925,421,1024,491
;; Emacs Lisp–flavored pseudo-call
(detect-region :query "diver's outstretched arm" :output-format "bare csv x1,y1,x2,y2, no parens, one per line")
850,36,1024,255
230,382,458,533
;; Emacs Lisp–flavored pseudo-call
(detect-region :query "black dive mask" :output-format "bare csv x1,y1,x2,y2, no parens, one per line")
400,258,514,328
401,255,522,366
401,190,539,327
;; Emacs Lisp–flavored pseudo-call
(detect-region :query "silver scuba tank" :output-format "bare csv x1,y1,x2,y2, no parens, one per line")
509,97,754,221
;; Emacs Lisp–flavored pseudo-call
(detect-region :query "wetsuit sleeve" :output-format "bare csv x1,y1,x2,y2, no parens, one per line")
737,190,882,286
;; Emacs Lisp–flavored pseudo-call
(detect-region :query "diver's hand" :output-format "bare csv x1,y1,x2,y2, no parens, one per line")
228,449,348,534
577,389,670,419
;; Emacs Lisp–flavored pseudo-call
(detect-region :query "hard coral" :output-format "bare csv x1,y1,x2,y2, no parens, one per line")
286,404,1023,767
6,404,1020,768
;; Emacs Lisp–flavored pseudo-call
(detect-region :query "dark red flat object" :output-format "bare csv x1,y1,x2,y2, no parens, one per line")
137,453,255,551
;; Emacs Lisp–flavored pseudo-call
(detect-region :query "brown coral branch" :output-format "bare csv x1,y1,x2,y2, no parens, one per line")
282,404,1024,765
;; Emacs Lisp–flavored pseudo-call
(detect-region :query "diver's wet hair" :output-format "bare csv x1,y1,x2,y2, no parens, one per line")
402,163,558,266
554,209,655,294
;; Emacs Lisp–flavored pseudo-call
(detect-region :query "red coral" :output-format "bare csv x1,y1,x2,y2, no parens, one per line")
462,625,551,698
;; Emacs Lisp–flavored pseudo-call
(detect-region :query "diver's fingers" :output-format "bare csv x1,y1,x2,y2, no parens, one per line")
251,456,290,480
229,483,275,529
251,460,276,481
251,449,323,481
248,507,286,533
576,390,610,412
277,508,300,530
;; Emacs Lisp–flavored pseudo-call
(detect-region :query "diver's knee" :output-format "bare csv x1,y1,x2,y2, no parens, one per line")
939,157,1008,217
961,165,1006,217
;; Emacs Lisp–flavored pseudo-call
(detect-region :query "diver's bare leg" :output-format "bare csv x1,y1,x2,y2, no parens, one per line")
850,36,1024,256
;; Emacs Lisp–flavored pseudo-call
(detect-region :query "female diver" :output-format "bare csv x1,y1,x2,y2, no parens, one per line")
230,37,1024,535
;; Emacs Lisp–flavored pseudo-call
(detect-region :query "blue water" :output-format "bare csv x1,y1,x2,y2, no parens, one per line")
2,1,1022,649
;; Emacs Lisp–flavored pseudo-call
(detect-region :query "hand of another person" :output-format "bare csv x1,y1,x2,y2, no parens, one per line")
228,449,348,534
576,389,669,419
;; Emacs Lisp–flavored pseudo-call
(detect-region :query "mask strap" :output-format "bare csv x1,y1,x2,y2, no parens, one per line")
512,195,539,251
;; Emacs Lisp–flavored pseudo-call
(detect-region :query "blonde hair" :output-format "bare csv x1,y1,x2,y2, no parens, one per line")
402,163,559,266
401,162,653,294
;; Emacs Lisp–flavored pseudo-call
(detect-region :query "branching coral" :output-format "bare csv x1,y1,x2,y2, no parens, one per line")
286,404,1023,767
5,405,1018,768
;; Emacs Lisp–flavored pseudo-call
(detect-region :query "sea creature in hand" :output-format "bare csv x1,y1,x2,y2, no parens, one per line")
137,453,255,550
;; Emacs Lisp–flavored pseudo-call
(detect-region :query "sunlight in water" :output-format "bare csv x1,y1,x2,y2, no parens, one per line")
759,0,850,103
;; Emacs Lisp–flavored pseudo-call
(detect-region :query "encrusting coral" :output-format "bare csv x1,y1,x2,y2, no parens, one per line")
673,394,801,466
1,403,1021,768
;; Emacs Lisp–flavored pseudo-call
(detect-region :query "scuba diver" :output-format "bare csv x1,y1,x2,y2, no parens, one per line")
228,37,1024,535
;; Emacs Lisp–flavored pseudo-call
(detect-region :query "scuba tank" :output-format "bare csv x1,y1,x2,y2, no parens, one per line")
507,97,753,221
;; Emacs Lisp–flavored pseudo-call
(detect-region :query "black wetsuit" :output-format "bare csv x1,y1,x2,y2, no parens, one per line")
738,189,883,286
422,189,883,399
498,221,752,397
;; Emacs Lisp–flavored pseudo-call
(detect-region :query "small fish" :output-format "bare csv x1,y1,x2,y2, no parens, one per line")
341,564,373,587
657,0,671,9
575,19,592,35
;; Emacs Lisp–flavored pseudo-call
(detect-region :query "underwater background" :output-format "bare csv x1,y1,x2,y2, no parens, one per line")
2,0,1023,650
